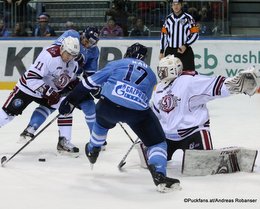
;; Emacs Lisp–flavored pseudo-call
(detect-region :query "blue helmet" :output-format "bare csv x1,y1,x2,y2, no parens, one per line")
82,26,100,46
124,43,147,61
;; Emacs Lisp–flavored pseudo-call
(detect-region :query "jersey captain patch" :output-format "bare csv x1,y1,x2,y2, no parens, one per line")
159,92,180,113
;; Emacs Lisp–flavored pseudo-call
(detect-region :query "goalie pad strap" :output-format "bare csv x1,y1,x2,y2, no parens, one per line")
201,130,213,150
228,153,240,172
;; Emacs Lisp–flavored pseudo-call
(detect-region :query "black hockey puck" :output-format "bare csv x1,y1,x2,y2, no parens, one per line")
38,158,46,162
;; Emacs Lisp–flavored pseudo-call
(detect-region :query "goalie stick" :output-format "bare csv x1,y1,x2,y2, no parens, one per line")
1,113,60,167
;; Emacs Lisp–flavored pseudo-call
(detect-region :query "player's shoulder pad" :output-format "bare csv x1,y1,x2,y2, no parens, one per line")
46,45,61,57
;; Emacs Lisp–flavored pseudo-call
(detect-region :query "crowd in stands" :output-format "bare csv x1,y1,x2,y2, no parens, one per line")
0,0,226,38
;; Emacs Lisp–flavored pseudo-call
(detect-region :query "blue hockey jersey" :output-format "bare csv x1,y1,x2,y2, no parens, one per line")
83,58,158,110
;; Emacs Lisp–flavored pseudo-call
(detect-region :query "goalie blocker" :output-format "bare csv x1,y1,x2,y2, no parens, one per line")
182,147,258,176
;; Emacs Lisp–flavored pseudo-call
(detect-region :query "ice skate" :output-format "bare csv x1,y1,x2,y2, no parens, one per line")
57,137,79,157
18,127,35,144
148,164,181,193
85,142,101,165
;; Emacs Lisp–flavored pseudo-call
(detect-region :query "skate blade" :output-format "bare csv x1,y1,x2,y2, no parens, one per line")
156,183,182,193
57,150,80,158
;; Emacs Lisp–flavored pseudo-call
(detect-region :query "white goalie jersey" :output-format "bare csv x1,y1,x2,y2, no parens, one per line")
16,45,78,98
151,73,231,141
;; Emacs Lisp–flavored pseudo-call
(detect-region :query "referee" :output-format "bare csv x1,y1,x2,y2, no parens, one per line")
159,0,199,71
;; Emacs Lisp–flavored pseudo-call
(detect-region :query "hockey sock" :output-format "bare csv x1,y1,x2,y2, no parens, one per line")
90,122,108,147
147,141,168,176
28,106,54,130
58,114,73,141
79,100,96,132
85,113,95,132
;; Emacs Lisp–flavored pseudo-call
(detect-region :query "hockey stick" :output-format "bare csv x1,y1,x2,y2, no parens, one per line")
118,122,137,169
119,122,134,143
118,137,140,170
1,113,60,167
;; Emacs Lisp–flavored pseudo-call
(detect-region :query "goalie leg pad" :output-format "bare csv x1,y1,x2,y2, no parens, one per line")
182,147,258,176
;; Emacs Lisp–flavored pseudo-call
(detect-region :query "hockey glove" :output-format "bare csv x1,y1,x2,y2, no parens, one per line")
42,85,60,106
74,53,85,67
59,99,75,115
66,77,80,91
61,81,90,107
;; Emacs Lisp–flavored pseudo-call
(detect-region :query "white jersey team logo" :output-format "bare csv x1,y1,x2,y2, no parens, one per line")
53,70,71,89
159,92,180,113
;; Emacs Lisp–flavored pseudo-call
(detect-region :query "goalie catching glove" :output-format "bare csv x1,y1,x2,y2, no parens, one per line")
225,66,260,96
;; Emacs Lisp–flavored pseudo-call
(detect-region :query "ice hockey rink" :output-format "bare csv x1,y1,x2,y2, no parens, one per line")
0,90,259,209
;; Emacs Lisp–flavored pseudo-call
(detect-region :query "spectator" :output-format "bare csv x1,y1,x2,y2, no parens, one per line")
32,13,56,37
105,0,129,36
198,6,214,36
0,18,9,37
12,21,28,37
100,18,124,37
187,7,200,22
129,18,150,37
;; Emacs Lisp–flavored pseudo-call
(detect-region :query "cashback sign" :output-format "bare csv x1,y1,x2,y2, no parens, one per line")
193,40,260,77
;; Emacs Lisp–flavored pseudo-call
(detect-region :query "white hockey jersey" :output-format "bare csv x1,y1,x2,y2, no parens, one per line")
152,73,231,141
17,45,78,98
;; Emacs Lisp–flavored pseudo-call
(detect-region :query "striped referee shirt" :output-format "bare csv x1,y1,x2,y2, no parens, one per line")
160,12,199,54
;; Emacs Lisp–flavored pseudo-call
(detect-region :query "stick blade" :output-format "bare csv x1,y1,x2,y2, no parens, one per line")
1,156,7,167
118,161,126,170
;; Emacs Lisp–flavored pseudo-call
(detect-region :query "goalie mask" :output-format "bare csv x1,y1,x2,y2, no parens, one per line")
157,55,183,82
60,36,80,57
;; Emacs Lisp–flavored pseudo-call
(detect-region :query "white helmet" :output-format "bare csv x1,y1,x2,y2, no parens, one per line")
157,55,183,82
60,36,80,56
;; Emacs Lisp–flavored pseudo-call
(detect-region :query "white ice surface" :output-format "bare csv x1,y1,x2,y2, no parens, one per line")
0,90,259,209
